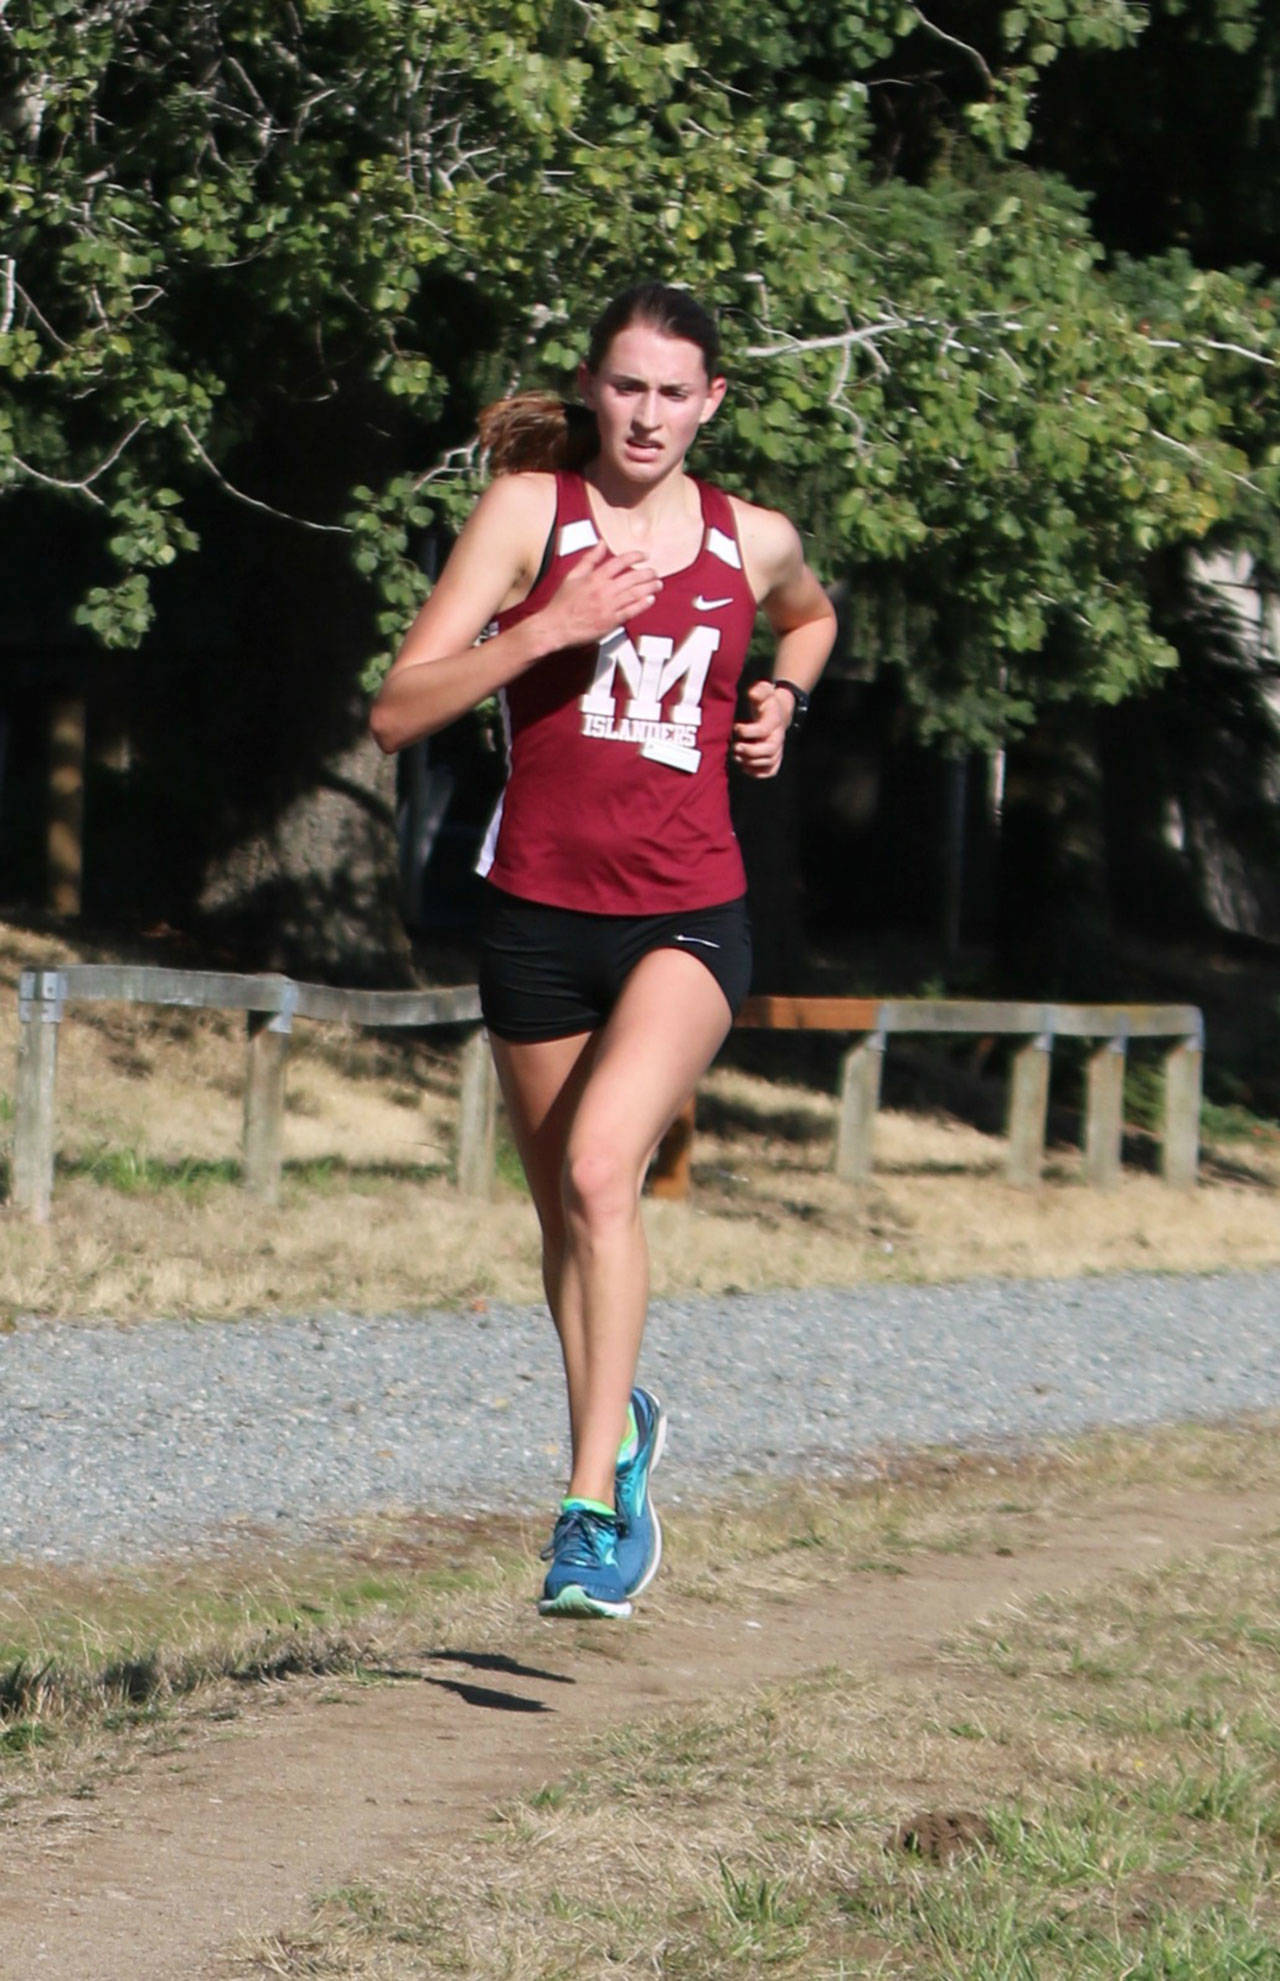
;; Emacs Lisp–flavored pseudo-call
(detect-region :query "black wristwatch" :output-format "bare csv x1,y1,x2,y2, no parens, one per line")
774,679,810,733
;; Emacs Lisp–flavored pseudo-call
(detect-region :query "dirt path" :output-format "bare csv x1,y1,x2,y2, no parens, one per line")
4,1481,1276,1981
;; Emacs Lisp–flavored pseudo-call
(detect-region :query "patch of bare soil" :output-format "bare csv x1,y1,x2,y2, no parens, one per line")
2,1481,1275,1981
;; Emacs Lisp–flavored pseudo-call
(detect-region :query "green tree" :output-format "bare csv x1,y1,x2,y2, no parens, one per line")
2,0,1277,756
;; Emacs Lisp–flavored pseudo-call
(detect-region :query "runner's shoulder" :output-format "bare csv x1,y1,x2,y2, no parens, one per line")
725,494,805,593
473,469,558,527
465,471,558,570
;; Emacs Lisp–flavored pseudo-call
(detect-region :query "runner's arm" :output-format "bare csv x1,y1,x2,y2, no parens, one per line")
731,503,837,779
370,477,661,754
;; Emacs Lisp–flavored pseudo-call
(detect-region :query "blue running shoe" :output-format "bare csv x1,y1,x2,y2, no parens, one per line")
614,1386,667,1599
538,1502,631,1619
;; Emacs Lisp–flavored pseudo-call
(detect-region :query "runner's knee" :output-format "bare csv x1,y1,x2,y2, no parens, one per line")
562,1139,640,1234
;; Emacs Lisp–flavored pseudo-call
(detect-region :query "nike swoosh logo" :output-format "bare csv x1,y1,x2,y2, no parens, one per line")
692,595,733,611
674,935,721,950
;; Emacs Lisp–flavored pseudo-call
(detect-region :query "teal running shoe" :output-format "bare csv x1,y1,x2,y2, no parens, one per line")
538,1502,632,1619
614,1386,667,1599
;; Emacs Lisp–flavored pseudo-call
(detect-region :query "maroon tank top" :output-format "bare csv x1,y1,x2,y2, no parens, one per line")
478,471,756,914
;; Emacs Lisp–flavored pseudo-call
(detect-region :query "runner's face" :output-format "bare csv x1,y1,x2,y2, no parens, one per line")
581,324,726,482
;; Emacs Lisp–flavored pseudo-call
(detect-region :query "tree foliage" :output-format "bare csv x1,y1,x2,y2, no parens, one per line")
2,0,1278,748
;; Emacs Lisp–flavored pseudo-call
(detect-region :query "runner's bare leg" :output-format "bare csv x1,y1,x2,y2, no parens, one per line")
493,948,731,1506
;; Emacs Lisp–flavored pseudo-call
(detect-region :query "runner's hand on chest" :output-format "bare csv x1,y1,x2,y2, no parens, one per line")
540,541,663,649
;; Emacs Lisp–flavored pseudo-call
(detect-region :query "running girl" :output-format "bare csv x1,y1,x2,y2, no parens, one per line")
371,283,836,1617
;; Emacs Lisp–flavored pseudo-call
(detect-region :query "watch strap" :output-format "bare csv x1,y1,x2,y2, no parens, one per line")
773,679,810,730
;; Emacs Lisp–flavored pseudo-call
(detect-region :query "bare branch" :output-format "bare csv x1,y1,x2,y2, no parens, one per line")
1151,428,1261,493
5,461,105,506
6,420,147,503
1142,334,1277,369
13,280,72,353
745,318,908,359
0,257,14,336
828,335,852,404
745,315,1280,398
910,7,994,93
410,436,481,492
180,424,352,533
1192,336,1278,370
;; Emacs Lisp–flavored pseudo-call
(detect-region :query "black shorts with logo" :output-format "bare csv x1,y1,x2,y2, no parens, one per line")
479,886,753,1043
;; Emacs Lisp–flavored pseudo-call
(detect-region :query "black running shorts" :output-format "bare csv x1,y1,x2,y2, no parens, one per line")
479,886,753,1043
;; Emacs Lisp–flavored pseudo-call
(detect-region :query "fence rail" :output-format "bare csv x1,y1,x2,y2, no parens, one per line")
12,965,486,1223
10,969,1204,1223
649,993,1205,1199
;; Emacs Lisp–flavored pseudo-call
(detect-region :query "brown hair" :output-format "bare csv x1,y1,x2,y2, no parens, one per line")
585,282,720,376
478,284,721,477
477,393,598,475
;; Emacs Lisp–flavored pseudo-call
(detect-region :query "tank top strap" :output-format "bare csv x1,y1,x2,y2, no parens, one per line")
552,471,602,563
694,481,746,574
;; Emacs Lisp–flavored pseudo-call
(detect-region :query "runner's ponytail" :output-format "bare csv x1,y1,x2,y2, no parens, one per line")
478,394,598,474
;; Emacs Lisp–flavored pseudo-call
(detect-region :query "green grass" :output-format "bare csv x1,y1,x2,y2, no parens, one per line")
494,1121,531,1193
57,1143,242,1196
1121,1055,1280,1149
1199,1096,1280,1145
55,1144,453,1198
0,1717,54,1756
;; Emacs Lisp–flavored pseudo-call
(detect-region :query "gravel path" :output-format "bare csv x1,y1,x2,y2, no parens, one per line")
2,1269,1278,1565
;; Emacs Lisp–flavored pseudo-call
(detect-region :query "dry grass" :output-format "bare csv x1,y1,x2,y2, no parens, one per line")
4,1417,1277,1778
0,1510,538,1792
2,917,1279,1322
225,1420,1280,1979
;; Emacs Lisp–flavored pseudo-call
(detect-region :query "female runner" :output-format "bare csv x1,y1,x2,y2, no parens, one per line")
371,283,836,1618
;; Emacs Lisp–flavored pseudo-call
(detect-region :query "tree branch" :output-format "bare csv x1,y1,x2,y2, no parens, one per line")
6,420,147,503
745,317,907,359
1151,428,1261,493
1142,334,1277,369
910,7,994,93
1193,336,1278,370
411,436,480,491
180,423,352,533
747,317,1280,392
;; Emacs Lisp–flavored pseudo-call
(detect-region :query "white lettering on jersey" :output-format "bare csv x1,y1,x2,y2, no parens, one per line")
582,712,699,747
580,625,721,737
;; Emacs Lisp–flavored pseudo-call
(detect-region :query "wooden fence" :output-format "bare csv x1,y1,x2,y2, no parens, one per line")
10,969,1204,1224
649,993,1205,1200
11,965,488,1223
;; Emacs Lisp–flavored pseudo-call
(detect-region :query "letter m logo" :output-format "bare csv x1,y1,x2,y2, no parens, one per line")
580,626,720,729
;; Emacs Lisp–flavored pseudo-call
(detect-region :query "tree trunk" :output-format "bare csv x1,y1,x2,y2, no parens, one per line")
199,718,416,983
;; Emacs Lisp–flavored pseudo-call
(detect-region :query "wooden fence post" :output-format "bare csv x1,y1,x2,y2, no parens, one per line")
834,1031,885,1184
47,697,86,920
456,1028,497,1196
12,970,63,1223
1162,1036,1202,1189
649,1097,696,1200
1006,1033,1052,1186
1084,1037,1126,1189
243,993,295,1202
